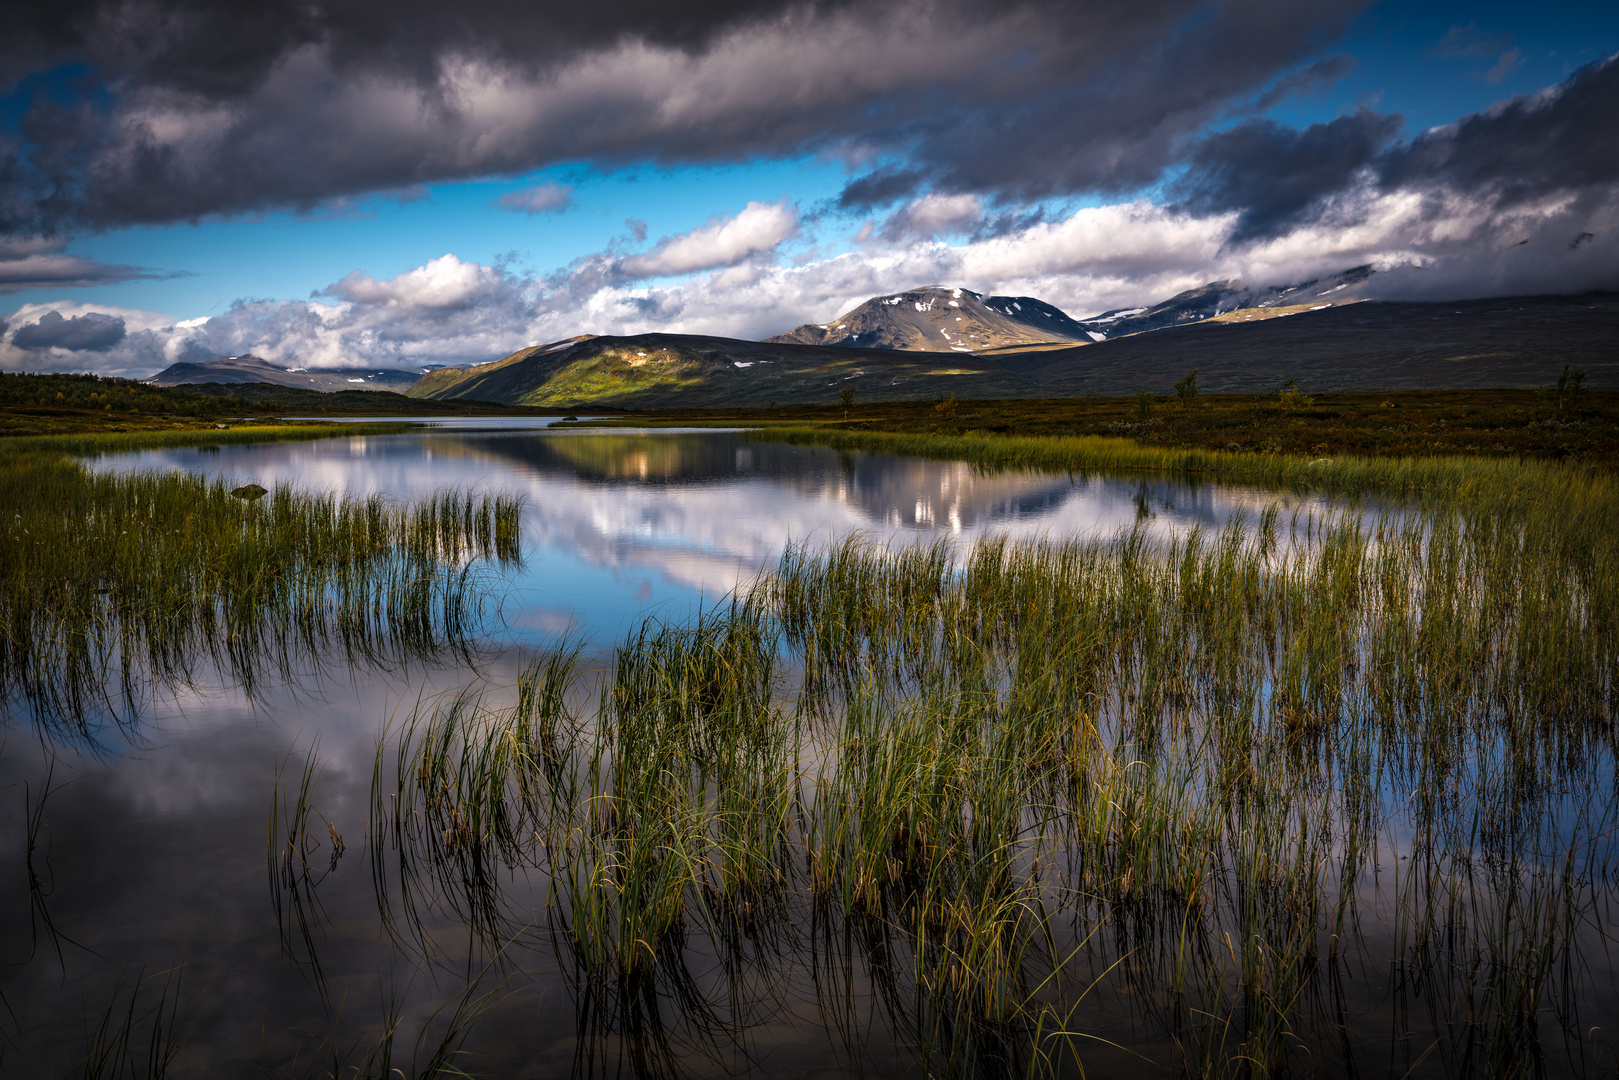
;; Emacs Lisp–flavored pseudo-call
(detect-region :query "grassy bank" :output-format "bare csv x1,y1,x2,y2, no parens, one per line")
573,388,1619,463
0,421,423,455
0,426,522,734
0,371,549,437
750,423,1619,518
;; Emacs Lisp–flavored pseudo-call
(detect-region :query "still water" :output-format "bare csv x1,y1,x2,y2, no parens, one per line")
1,428,1602,1078
90,426,1297,643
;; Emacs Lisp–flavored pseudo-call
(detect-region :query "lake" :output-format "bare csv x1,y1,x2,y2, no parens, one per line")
0,424,1611,1079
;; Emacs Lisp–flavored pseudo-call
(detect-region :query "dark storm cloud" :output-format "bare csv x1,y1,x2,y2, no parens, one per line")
1173,111,1402,242
839,166,927,209
0,0,857,96
0,235,151,291
11,309,127,350
0,0,1369,233
1164,54,1619,248
1380,54,1619,206
859,4,1368,205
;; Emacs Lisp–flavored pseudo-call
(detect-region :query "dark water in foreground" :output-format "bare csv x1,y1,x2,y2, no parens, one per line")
1,427,1610,1078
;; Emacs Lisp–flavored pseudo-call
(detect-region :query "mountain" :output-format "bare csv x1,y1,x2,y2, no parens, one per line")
409,292,1616,409
765,286,1092,352
1000,292,1619,395
407,332,1036,408
147,355,427,393
1076,266,1376,339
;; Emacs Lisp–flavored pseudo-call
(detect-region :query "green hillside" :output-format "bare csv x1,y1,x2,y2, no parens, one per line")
407,333,1037,407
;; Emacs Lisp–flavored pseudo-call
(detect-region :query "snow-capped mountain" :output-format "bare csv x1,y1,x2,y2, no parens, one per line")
766,286,1092,352
1077,266,1375,339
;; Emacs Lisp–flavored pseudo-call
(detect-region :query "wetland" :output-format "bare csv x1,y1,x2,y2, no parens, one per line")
0,421,1614,1079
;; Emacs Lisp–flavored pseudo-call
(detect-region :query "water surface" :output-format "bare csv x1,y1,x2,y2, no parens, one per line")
6,427,1593,1079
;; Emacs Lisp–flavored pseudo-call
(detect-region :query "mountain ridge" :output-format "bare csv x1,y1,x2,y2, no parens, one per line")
1075,266,1377,339
147,355,427,393
408,293,1619,408
765,286,1092,352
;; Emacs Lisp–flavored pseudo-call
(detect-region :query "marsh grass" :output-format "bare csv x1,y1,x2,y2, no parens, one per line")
265,967,502,1080
750,424,1617,511
70,964,191,1080
343,457,1619,1076
0,440,522,736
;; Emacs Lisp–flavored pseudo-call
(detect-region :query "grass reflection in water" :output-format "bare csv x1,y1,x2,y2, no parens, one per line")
0,442,523,737
337,474,1616,1077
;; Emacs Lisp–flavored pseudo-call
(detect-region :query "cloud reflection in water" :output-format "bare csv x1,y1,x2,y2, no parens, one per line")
96,429,1327,638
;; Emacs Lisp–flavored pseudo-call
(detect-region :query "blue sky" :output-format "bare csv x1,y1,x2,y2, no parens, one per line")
1,0,1615,374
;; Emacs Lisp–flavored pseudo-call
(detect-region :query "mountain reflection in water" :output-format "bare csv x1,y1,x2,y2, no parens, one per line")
93,429,1314,638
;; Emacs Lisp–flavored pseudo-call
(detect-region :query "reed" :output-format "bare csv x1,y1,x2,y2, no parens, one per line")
266,967,501,1080
0,439,523,736
71,965,191,1080
351,466,1617,1075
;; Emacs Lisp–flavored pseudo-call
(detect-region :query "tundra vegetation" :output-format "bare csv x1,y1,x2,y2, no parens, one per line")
590,387,1619,462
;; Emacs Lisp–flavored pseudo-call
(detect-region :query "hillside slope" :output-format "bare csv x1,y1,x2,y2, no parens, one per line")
407,332,1037,407
766,286,1091,351
1005,292,1619,395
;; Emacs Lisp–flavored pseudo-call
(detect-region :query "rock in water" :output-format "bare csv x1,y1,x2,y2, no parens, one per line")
230,484,268,501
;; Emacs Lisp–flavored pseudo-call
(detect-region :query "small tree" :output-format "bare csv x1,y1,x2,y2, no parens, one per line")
1277,378,1313,410
839,386,856,419
1173,368,1199,408
934,394,958,420
1133,391,1155,419
1557,364,1587,414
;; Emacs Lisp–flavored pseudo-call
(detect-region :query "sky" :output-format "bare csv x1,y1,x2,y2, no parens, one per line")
1,0,1616,376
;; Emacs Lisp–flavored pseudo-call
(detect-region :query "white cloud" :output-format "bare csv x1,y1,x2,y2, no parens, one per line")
881,193,985,240
619,200,800,279
327,253,515,309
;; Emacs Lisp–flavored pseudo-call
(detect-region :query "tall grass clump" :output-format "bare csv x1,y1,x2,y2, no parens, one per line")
0,442,522,735
353,457,1619,1076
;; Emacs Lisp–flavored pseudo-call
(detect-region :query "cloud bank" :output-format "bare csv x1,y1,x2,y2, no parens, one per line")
1,0,1360,232
5,109,1613,379
1,0,1615,376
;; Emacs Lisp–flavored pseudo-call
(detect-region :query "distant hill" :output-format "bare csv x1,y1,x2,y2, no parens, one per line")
407,333,1036,408
1001,292,1619,395
1074,266,1377,340
766,286,1091,351
177,380,515,412
147,355,426,393
408,293,1617,408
